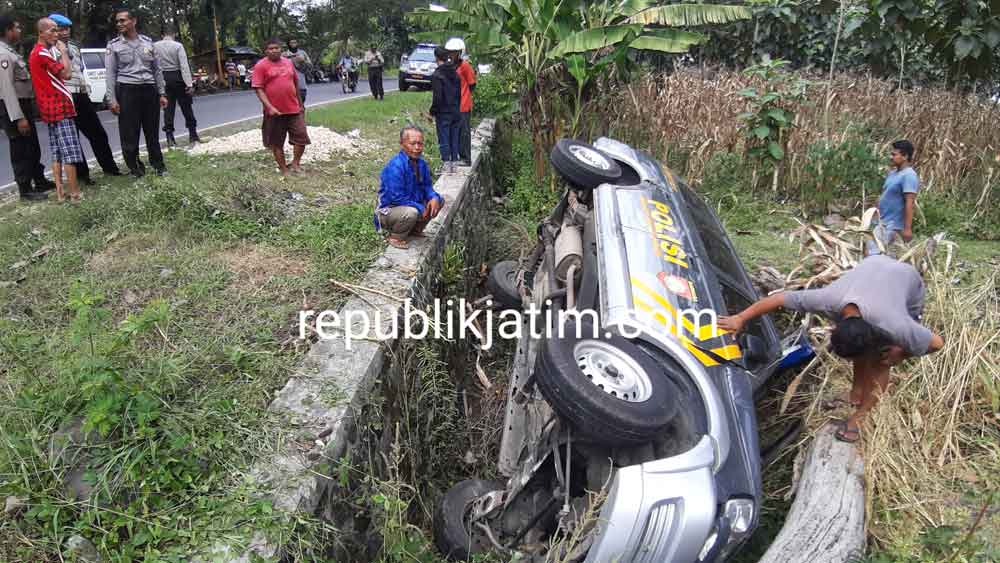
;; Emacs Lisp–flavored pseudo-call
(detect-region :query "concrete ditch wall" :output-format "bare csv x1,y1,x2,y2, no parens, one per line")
201,119,498,562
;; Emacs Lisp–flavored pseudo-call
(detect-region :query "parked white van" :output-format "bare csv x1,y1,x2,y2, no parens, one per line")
80,48,108,107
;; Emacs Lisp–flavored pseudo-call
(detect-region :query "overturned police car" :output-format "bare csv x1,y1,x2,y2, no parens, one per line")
434,137,792,562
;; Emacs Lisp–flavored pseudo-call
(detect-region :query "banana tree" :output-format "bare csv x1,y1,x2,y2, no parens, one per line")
409,1,751,178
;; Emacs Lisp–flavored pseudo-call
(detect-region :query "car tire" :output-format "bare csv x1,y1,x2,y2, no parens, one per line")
534,319,680,445
398,76,407,91
486,261,522,310
434,479,504,561
549,139,622,190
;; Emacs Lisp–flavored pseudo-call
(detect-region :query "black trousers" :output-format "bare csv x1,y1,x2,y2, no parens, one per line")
459,111,472,162
7,98,45,191
163,71,197,134
368,66,384,99
117,83,164,172
71,92,120,178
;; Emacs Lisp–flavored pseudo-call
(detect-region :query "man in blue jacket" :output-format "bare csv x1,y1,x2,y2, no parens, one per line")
376,125,445,249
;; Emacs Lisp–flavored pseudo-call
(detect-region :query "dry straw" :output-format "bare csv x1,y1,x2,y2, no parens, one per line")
606,69,1000,200
772,216,999,550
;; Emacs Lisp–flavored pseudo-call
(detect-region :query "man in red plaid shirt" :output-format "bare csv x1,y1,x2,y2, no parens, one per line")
28,17,83,202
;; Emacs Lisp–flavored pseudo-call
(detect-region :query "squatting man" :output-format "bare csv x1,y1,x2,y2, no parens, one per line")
719,254,945,443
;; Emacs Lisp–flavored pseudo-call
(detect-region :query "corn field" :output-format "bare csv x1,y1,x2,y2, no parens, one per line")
604,69,1000,207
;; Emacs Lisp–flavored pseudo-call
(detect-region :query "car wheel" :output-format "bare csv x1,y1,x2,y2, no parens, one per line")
434,479,504,561
535,319,680,445
549,139,622,190
486,261,522,310
398,76,407,91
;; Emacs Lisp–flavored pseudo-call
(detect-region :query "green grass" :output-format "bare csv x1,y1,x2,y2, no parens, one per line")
0,91,430,562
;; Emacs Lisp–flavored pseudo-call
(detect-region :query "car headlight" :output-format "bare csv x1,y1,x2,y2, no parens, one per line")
724,498,755,536
698,498,755,562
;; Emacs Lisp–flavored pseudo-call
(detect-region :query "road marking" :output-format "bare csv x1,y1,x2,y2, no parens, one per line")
1,86,398,196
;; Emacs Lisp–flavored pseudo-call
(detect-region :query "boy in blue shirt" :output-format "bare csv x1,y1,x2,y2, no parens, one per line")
869,140,919,255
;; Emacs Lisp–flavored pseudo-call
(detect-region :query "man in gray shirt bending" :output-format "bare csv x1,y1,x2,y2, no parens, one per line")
719,255,944,443
154,27,199,147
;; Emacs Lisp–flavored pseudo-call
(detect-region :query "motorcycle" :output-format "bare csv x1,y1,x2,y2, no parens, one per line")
340,67,358,93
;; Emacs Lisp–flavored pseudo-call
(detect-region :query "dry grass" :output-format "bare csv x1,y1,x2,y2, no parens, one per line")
768,218,1000,554
606,69,1000,201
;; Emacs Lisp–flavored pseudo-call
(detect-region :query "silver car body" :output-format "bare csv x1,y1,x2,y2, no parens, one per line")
499,137,742,562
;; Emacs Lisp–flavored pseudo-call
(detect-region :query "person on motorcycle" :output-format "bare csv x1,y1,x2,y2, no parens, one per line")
340,53,358,86
339,53,358,88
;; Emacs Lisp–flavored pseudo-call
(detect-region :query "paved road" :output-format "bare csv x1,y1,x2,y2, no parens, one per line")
0,78,398,188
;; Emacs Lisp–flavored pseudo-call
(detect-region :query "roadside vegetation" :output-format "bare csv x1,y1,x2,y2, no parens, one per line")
0,92,433,562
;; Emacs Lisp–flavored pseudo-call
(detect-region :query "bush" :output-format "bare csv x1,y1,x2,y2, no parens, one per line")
502,133,561,218
473,70,518,120
797,133,884,213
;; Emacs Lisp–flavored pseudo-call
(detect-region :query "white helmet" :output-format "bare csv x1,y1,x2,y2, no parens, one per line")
445,37,466,52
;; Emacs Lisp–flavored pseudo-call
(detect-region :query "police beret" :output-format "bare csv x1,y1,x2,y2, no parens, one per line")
49,14,73,27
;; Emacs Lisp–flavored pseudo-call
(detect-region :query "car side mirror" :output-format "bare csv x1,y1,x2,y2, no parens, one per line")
740,334,769,366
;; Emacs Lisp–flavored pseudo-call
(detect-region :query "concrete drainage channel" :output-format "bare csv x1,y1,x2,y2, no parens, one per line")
197,119,499,562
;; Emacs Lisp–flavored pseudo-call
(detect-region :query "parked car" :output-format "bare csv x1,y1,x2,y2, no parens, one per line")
79,48,108,107
434,137,802,562
398,43,438,91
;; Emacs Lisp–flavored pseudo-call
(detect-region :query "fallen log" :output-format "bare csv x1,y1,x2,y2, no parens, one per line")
758,423,866,563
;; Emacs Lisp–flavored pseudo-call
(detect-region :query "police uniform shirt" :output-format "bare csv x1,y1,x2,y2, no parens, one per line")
152,38,193,88
0,39,34,122
105,34,165,105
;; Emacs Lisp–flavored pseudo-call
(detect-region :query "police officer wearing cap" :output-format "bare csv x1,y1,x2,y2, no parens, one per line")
106,8,167,177
0,14,56,201
50,13,122,183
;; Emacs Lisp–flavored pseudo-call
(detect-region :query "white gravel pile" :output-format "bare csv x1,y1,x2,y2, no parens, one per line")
189,127,377,163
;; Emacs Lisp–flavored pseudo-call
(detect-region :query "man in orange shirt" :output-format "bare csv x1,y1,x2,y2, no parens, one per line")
446,38,476,166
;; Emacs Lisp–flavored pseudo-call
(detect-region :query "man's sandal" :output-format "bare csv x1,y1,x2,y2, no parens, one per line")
834,421,861,444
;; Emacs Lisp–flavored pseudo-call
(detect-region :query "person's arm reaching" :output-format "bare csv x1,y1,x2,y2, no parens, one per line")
717,292,787,333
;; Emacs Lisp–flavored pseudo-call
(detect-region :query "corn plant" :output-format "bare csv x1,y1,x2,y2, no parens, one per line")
737,57,810,192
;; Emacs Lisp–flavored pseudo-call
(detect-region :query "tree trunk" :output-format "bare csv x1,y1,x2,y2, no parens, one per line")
758,423,866,563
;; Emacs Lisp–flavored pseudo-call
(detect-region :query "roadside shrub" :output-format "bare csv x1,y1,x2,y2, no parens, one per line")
473,70,518,120
506,157,559,219
797,133,884,213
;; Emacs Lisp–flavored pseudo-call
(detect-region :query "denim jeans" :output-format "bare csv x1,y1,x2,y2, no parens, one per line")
435,113,461,162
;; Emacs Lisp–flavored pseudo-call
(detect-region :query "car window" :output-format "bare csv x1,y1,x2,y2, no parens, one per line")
719,281,769,367
82,52,104,70
409,50,436,62
680,183,745,282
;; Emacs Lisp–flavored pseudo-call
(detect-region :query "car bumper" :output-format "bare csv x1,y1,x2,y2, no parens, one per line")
400,73,432,84
586,436,718,562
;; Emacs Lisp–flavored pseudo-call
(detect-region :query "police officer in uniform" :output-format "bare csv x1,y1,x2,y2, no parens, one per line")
153,27,200,148
106,8,167,177
50,13,122,183
0,15,55,200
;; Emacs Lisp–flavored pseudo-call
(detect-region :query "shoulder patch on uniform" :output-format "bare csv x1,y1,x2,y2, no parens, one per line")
1,60,7,69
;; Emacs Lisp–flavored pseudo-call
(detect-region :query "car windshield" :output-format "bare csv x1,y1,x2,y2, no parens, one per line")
409,50,436,62
82,53,104,70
